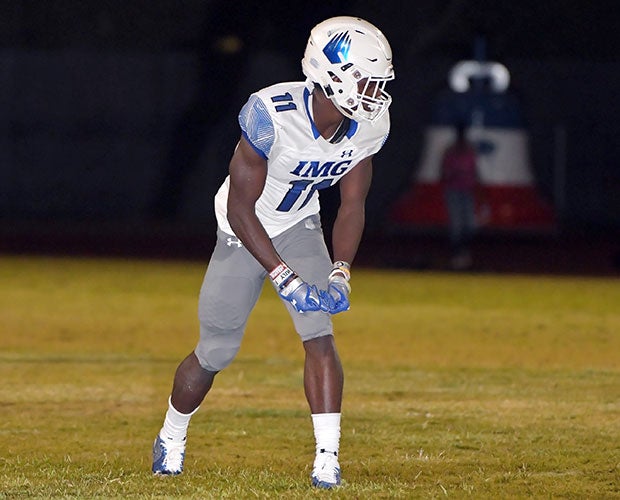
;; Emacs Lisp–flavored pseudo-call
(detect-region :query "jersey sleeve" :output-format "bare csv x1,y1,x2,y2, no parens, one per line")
238,94,275,159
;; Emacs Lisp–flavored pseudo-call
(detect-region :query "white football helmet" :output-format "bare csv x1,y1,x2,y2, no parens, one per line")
302,16,395,123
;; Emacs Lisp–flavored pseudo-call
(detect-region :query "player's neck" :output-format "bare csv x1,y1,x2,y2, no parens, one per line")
311,89,346,140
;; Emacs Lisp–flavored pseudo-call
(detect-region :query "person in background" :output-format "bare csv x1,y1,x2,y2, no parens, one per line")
440,122,479,270
151,16,395,489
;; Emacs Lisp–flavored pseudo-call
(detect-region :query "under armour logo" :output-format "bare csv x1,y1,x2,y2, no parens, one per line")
226,237,243,248
341,149,353,158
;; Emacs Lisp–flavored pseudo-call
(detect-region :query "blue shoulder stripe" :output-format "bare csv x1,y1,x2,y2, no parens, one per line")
238,95,275,158
241,130,268,160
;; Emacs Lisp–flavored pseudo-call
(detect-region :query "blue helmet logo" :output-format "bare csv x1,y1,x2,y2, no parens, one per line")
323,31,351,63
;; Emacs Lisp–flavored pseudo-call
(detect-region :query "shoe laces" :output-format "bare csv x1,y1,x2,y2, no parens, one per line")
161,438,185,472
312,449,340,483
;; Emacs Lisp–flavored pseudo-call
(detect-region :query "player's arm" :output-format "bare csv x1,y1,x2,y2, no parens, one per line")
227,136,323,313
332,155,373,265
227,136,280,271
322,156,373,314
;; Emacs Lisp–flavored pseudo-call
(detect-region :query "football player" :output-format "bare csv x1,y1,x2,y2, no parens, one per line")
152,16,395,489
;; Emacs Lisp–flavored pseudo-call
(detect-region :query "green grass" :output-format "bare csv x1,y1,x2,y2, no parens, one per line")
0,255,618,498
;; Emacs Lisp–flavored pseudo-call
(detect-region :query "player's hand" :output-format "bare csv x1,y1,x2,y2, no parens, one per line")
269,262,322,313
280,277,323,313
322,261,351,314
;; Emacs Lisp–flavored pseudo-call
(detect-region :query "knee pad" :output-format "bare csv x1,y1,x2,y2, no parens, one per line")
194,324,244,372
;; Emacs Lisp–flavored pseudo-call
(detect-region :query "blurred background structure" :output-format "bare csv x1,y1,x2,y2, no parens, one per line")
0,1,618,274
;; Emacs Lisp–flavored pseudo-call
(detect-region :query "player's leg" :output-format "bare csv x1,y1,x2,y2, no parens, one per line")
462,190,476,258
444,189,462,254
302,335,343,413
452,191,473,269
272,215,343,488
170,352,216,414
272,216,342,411
303,334,344,488
153,229,265,475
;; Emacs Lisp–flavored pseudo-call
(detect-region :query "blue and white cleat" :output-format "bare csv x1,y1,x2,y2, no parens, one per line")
311,449,341,489
152,434,186,475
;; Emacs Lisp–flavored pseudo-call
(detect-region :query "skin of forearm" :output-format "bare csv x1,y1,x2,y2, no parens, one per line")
227,207,282,272
331,204,365,265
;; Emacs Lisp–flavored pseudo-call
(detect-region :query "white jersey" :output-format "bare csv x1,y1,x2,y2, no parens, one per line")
214,81,390,238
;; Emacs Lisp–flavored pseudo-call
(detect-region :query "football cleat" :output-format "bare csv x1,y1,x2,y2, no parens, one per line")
311,449,341,489
152,434,186,475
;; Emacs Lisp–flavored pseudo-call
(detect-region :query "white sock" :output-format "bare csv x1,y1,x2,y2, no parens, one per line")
159,396,199,442
311,413,341,456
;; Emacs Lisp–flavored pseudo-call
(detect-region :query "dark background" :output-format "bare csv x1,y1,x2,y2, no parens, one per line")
1,1,618,274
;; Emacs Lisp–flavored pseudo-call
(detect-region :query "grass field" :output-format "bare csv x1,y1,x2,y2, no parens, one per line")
0,255,618,498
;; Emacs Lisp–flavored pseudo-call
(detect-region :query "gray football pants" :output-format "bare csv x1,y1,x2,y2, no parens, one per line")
194,214,334,372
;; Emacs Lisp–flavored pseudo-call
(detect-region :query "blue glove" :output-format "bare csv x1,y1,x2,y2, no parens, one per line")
322,261,351,314
270,262,322,313
279,277,323,313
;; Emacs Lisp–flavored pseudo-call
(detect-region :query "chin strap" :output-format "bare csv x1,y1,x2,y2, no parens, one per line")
329,118,351,144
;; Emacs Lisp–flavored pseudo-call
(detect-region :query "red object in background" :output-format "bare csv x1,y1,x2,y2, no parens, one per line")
389,182,556,231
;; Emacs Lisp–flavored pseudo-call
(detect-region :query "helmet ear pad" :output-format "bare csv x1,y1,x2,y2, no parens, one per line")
301,16,395,123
